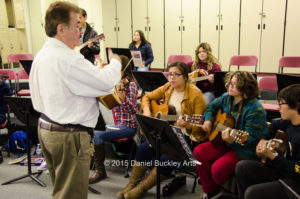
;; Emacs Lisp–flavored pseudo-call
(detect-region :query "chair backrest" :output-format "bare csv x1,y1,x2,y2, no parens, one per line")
258,76,278,91
16,69,29,80
0,69,17,80
278,56,300,73
167,55,193,65
7,54,34,63
229,55,258,72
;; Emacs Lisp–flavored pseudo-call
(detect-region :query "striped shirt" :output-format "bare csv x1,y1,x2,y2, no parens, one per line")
113,82,138,129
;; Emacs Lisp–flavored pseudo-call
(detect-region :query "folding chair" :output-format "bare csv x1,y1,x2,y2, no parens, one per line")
16,69,30,96
258,76,278,100
278,56,300,73
167,55,193,65
228,55,258,73
7,54,34,68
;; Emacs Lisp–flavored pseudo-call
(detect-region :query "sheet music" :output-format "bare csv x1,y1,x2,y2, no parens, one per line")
171,126,201,165
130,50,144,67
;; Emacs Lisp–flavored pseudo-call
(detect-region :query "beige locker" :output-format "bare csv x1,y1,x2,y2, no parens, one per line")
116,0,132,48
239,0,262,72
132,0,164,68
0,0,8,28
218,0,240,71
16,29,28,53
12,0,25,28
284,0,300,74
165,0,181,58
201,0,220,58
102,0,131,49
148,0,164,68
165,0,199,65
240,0,285,73
259,0,285,73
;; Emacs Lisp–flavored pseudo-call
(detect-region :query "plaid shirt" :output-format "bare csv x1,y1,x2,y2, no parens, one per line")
205,92,267,160
113,82,138,129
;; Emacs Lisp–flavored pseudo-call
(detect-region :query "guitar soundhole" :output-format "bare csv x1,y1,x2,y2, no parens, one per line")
156,112,162,119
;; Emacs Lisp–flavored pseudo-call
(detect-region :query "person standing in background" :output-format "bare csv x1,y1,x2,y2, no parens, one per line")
189,42,222,105
79,8,100,64
129,30,154,71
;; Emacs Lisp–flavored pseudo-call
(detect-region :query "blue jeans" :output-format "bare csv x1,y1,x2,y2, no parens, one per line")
135,66,148,71
204,91,215,105
94,125,136,145
135,142,178,176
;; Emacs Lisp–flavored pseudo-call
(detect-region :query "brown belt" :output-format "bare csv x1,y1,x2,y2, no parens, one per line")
39,120,88,132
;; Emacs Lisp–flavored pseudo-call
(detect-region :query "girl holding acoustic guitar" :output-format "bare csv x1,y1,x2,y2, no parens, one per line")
189,42,222,105
117,62,206,199
194,71,267,199
89,55,138,184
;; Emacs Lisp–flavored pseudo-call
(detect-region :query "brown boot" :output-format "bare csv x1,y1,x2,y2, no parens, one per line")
124,167,167,199
89,143,107,184
116,161,148,198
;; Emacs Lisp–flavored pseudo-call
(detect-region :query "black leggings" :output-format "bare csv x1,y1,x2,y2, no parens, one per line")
236,160,288,199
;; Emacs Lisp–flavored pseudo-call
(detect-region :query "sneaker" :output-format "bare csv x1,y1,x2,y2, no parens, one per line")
37,159,47,171
0,150,3,164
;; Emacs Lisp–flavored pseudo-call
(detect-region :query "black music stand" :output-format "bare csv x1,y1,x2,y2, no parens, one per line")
133,71,168,97
135,114,201,199
1,96,45,187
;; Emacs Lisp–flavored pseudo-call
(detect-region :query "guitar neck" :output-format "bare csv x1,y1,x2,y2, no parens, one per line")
78,41,90,51
191,76,209,83
215,123,228,132
159,115,179,122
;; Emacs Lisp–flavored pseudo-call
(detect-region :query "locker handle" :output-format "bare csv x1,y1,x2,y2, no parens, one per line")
258,24,260,29
118,27,120,31
221,25,223,30
263,24,266,29
216,25,218,30
114,27,116,31
145,26,147,31
183,26,185,31
179,26,181,31
149,26,151,31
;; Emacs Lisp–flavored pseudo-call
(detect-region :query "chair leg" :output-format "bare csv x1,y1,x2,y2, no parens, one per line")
125,141,136,178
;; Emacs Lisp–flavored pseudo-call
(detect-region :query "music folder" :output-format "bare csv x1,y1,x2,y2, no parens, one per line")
135,113,201,165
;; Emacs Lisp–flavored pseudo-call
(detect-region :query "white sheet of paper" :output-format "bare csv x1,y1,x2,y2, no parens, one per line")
130,50,144,67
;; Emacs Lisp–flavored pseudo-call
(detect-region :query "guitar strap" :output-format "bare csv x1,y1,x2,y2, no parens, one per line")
230,100,243,129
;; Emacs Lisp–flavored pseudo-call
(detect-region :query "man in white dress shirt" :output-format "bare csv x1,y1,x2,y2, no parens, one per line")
29,2,121,199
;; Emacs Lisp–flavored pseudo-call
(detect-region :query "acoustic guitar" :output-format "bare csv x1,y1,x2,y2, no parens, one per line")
261,130,288,166
98,91,121,110
209,109,249,145
188,69,209,85
74,33,105,52
150,100,204,126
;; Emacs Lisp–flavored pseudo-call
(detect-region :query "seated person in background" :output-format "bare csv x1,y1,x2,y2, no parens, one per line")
129,30,154,71
236,84,300,199
79,8,100,64
89,55,138,184
193,71,267,199
117,62,207,199
189,42,222,105
0,78,13,164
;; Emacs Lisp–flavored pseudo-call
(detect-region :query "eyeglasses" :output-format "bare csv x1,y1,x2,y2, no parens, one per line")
278,102,288,106
67,24,83,31
229,82,237,88
167,73,183,78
